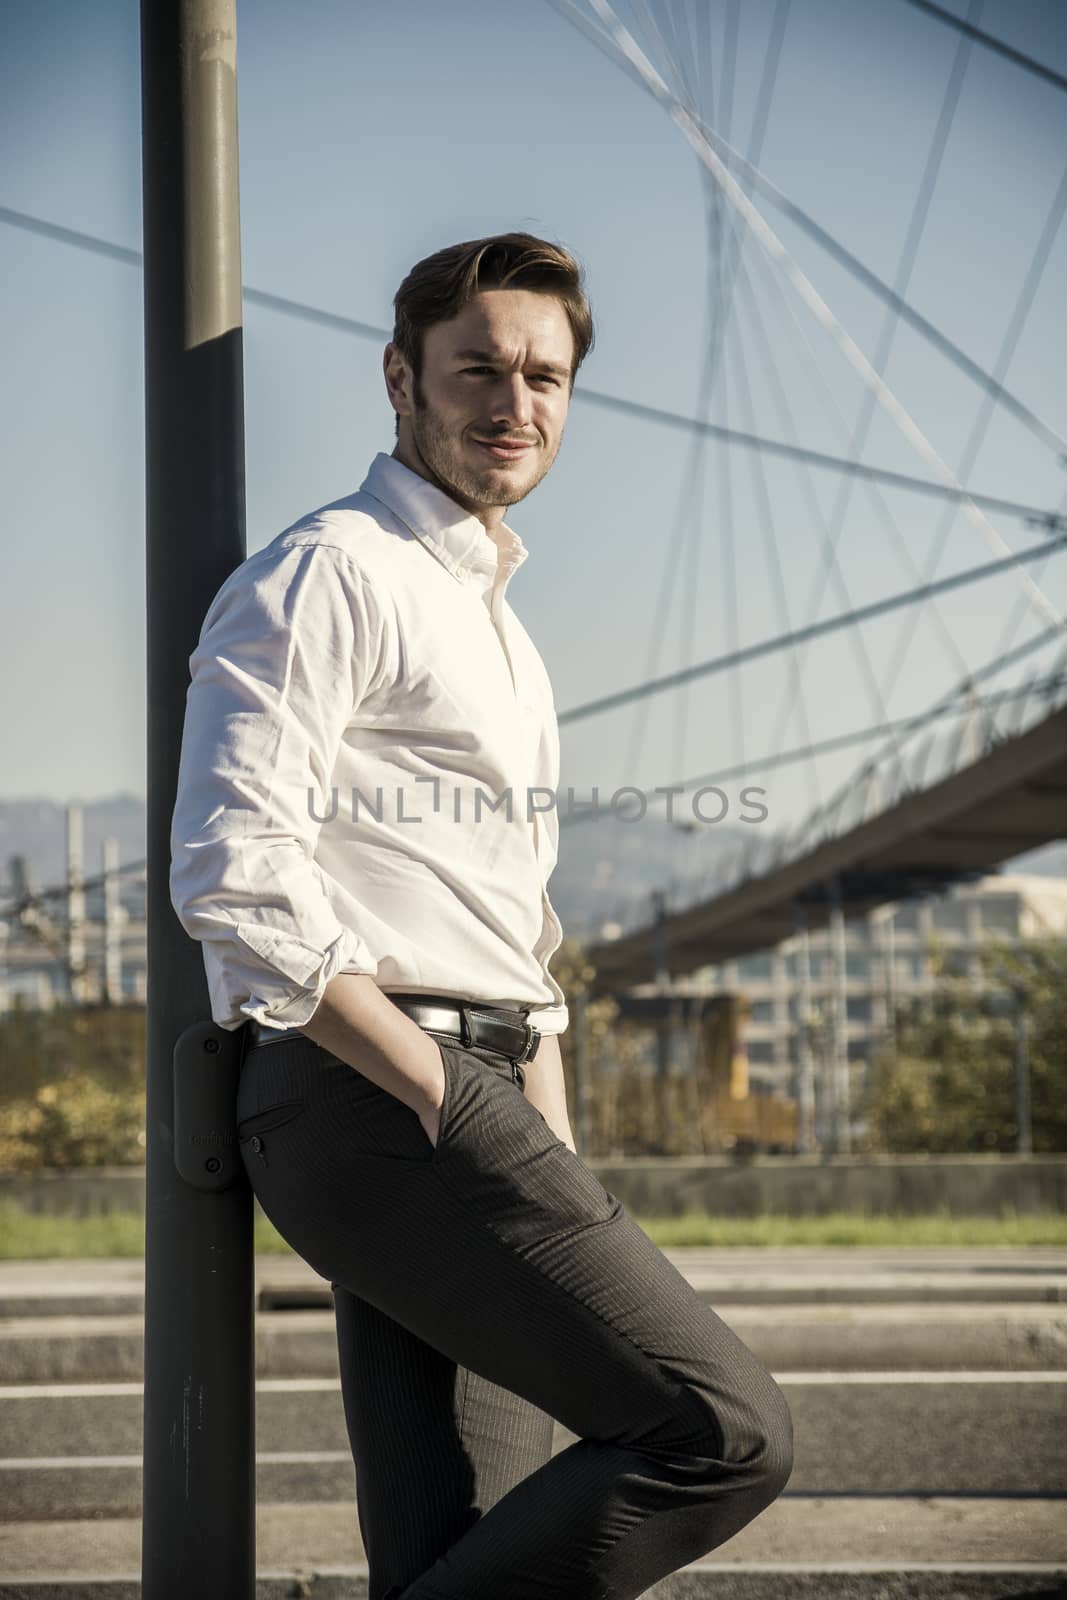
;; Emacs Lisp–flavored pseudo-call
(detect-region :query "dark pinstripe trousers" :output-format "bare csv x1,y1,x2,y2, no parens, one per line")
236,1029,793,1599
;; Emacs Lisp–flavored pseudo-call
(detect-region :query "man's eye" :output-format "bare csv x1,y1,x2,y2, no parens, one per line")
461,367,559,385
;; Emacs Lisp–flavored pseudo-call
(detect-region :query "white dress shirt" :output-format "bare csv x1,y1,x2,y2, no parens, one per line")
169,452,569,1036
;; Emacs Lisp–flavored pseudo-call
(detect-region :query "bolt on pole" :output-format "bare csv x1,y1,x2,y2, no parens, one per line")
140,3,253,1595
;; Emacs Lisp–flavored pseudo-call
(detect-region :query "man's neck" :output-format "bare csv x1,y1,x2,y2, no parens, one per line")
390,442,505,535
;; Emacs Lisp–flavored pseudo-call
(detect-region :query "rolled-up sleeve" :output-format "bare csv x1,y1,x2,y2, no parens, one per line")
169,539,381,1031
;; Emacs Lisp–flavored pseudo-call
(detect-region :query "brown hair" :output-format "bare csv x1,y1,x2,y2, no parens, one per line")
390,231,594,434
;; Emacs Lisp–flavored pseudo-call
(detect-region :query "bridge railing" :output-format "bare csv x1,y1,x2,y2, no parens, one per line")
681,640,1067,915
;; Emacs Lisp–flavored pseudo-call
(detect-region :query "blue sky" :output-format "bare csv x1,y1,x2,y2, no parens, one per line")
2,0,1065,853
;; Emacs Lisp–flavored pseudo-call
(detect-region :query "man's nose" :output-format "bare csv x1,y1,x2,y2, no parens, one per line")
490,373,534,429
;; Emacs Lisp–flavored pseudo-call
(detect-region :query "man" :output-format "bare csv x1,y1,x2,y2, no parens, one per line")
170,231,792,1600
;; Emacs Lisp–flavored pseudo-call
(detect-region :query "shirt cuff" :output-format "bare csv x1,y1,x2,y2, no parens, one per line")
232,922,379,1031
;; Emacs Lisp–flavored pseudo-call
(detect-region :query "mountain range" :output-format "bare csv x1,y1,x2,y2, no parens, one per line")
1,794,1064,943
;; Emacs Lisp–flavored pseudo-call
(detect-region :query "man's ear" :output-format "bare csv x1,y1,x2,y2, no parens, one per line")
383,342,413,422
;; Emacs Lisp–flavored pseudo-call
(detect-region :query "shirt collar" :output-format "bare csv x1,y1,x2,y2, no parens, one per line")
359,452,528,590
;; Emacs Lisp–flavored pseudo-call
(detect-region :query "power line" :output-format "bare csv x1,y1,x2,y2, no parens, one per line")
900,0,1067,95
556,528,1067,726
3,200,1062,528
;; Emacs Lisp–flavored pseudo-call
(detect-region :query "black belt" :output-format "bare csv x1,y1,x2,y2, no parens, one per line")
245,994,542,1064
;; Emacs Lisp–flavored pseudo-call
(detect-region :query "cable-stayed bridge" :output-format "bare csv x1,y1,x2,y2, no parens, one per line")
582,662,1067,988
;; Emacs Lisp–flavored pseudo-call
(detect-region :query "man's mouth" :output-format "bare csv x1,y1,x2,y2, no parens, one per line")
472,438,534,461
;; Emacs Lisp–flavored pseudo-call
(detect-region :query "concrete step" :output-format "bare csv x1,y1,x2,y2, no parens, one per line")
0,1497,1064,1596
2,1372,1064,1518
1,1248,1064,1319
3,1301,1064,1383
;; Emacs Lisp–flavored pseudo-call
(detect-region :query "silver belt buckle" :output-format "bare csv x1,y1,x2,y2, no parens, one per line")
514,1019,538,1064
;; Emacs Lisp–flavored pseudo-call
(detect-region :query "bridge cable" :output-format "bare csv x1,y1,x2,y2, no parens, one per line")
556,526,1067,724
586,0,1065,637
991,482,1067,684
877,157,1067,711
755,5,981,794
2,199,1061,526
542,2,1067,459
559,658,1067,831
899,0,1067,95
733,239,972,691
646,0,799,863
726,256,911,790
724,258,827,819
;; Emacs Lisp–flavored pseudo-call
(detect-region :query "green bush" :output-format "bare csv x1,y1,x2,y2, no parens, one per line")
0,1004,146,1169
861,936,1067,1153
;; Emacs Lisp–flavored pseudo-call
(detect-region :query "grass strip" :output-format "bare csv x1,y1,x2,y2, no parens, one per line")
1,1199,1064,1259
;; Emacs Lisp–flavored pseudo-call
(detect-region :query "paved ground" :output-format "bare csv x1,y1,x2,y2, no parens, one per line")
1,1245,1064,1314
1,1495,1065,1575
0,1247,1063,1598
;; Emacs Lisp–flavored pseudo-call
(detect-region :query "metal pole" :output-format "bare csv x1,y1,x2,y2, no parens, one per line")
573,987,594,1156
102,837,123,1005
828,877,851,1156
1014,985,1033,1157
794,916,816,1155
66,803,87,1004
652,889,671,1151
884,907,897,1054
140,4,253,1596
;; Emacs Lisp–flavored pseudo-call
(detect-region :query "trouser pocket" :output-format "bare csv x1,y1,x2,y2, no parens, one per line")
236,1099,306,1169
430,1045,622,1253
286,1037,458,1167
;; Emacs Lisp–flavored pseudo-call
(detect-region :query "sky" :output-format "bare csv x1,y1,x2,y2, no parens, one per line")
2,0,1066,873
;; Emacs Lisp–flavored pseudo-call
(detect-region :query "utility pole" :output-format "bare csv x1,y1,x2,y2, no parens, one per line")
881,906,897,1054
65,804,88,1004
102,837,124,1005
792,913,817,1155
1013,983,1033,1157
828,876,851,1156
140,4,253,1596
573,987,594,1157
651,888,672,1152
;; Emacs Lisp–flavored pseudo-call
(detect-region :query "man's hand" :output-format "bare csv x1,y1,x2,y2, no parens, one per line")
522,1031,577,1152
417,1096,444,1150
299,974,446,1134
297,977,576,1155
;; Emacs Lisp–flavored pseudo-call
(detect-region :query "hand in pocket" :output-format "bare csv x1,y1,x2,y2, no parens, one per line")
415,1043,449,1149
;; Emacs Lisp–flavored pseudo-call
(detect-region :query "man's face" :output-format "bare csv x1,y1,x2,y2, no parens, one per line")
385,288,575,520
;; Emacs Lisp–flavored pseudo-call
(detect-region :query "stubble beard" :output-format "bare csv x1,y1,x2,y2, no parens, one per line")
410,379,558,511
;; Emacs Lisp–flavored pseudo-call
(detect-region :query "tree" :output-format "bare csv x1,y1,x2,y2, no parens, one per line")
860,935,1067,1153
